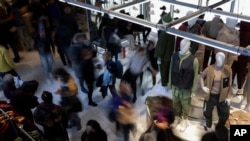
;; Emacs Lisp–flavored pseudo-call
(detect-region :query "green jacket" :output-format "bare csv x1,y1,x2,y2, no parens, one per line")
154,31,175,62
0,45,15,73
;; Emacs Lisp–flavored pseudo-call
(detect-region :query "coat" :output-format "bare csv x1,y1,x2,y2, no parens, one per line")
0,45,15,73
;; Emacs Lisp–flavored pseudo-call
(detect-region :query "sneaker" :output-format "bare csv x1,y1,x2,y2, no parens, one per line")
240,100,247,109
170,116,181,129
179,119,188,132
244,106,250,112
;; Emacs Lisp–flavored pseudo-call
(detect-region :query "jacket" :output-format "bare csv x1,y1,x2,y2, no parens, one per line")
203,65,232,102
0,45,15,73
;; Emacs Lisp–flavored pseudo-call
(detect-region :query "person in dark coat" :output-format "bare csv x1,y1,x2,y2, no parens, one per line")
201,124,229,141
34,91,69,141
81,120,107,141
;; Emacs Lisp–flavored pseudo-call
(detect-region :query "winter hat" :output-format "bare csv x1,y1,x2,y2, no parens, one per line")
3,74,14,83
161,13,172,23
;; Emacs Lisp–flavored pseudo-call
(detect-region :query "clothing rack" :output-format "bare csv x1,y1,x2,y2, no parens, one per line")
0,108,36,141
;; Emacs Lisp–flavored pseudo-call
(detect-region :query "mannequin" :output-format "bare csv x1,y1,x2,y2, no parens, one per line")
175,11,200,54
200,52,232,129
169,39,199,132
242,60,250,111
154,13,175,90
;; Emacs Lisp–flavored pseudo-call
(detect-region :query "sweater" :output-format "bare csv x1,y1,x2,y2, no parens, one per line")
0,45,15,73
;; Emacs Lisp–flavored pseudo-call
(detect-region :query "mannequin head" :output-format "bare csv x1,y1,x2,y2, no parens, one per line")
215,52,225,67
186,11,198,27
179,39,191,55
226,18,237,28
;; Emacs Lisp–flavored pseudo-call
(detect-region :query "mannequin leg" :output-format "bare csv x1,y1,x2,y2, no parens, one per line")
216,101,230,127
203,94,217,128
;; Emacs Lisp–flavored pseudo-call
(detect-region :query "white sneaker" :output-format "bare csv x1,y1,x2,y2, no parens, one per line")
179,119,189,132
240,100,247,109
170,116,181,129
237,89,244,95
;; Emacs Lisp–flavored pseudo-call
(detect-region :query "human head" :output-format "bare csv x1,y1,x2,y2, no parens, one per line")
85,120,102,133
72,33,87,44
2,74,14,84
102,51,112,62
215,52,225,67
186,11,198,26
180,39,191,55
41,91,53,104
153,106,175,130
81,47,93,60
215,125,229,141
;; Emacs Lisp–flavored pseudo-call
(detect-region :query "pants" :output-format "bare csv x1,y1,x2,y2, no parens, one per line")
172,86,192,119
86,80,94,103
203,48,215,71
203,94,230,127
68,112,81,129
139,69,156,86
39,53,54,79
101,85,115,97
58,48,71,67
231,56,248,89
159,60,171,86
122,124,135,141
121,69,139,102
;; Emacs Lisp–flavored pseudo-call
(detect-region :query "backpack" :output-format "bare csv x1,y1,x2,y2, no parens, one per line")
107,60,123,79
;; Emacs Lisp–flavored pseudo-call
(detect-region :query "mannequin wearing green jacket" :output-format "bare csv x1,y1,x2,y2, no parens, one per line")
169,39,199,132
154,13,175,90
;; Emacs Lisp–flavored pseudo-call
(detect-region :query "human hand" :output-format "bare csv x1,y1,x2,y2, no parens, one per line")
225,99,230,105
202,87,210,94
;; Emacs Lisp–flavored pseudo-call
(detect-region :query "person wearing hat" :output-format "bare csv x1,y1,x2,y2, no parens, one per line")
34,91,69,141
154,13,175,92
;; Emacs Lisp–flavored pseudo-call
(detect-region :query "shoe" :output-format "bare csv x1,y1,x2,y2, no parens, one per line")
170,116,181,129
132,98,137,103
237,89,244,95
179,119,188,132
89,102,98,106
160,6,166,11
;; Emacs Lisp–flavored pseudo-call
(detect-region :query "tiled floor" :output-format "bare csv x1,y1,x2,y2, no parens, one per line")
0,42,246,141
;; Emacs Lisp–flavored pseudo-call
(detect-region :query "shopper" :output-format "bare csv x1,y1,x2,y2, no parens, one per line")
34,91,69,141
81,119,107,141
53,67,82,130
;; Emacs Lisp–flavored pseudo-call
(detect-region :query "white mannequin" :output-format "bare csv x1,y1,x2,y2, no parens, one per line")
179,39,191,55
186,11,198,27
202,52,226,94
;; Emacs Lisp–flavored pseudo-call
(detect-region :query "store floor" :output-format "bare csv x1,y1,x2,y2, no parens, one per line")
0,41,245,141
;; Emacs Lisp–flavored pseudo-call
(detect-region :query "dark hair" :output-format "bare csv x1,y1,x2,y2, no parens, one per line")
41,91,53,103
215,125,228,141
53,68,70,82
86,120,102,131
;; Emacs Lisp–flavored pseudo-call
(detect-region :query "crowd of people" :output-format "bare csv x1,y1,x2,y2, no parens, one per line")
1,0,250,141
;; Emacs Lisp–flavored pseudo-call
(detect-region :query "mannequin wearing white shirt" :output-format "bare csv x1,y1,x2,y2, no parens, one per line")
200,52,232,129
169,39,199,132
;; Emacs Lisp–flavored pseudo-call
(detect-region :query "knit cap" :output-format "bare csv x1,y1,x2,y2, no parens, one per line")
3,74,14,83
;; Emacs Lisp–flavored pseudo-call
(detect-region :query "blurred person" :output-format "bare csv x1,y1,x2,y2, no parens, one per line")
0,45,20,79
53,67,82,130
121,47,157,103
110,81,136,141
2,74,17,99
100,51,117,98
201,124,229,141
81,119,107,141
67,33,90,94
34,91,69,141
0,1,21,62
80,46,98,106
139,106,182,141
54,7,79,67
140,40,159,87
94,0,103,23
34,18,55,81
47,0,61,30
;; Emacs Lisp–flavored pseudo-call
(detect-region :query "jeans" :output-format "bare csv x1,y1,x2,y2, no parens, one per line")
39,53,53,79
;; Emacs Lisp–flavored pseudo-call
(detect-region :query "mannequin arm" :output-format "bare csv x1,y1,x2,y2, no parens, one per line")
199,68,210,94
191,58,199,93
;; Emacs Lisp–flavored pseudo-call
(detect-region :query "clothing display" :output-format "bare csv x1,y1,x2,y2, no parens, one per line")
169,39,199,123
154,13,175,87
200,52,232,128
